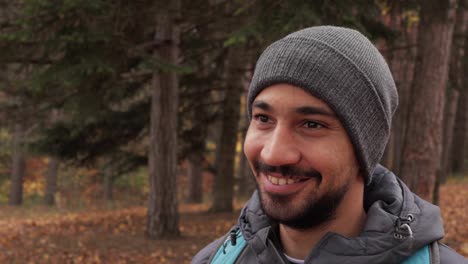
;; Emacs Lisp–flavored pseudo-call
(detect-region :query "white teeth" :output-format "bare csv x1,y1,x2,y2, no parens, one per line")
267,175,302,185
272,177,279,185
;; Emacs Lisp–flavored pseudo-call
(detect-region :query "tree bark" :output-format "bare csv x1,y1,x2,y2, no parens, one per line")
384,3,418,174
434,89,459,204
9,122,25,206
211,46,244,212
452,67,468,175
399,0,457,201
147,4,180,238
439,89,460,183
44,157,59,205
451,0,468,175
185,54,211,204
186,153,203,203
237,123,248,197
43,110,62,206
237,121,255,198
103,164,113,201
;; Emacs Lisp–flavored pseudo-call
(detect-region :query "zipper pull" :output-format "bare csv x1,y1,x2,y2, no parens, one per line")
394,214,414,239
230,227,239,246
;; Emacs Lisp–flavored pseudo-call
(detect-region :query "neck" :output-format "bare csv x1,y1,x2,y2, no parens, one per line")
279,178,366,260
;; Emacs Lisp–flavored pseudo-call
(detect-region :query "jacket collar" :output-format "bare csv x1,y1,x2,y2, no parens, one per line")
238,165,444,263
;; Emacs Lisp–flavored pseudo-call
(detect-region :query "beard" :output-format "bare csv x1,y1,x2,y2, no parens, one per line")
253,160,351,230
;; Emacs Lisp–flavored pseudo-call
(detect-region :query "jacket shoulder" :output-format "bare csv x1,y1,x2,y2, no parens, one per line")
191,236,224,264
439,243,467,264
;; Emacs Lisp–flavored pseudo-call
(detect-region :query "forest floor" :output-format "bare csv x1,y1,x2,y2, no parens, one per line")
0,182,467,263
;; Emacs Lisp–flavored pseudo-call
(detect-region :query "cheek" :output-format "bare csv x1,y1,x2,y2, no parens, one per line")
325,141,350,163
331,139,357,167
319,138,359,181
243,128,259,162
301,137,357,180
244,128,265,180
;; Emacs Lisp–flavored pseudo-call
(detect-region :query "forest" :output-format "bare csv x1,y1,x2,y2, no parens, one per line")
0,0,467,263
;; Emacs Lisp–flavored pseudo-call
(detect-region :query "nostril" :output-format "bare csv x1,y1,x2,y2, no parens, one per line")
259,128,302,166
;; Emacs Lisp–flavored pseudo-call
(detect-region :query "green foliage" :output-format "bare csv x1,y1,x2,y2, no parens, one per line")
114,167,147,190
1,0,158,169
223,27,251,47
0,0,397,188
0,128,11,176
225,0,394,49
0,179,8,204
139,57,193,74
32,102,149,166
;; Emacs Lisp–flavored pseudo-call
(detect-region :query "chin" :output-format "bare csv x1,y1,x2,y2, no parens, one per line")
257,181,350,229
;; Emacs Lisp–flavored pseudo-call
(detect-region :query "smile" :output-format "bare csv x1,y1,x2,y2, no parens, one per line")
266,174,308,185
261,173,312,195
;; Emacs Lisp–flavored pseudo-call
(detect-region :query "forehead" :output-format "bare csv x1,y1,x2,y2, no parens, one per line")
253,84,334,113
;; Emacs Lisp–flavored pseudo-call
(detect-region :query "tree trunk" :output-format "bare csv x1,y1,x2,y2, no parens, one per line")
44,110,62,206
237,121,255,198
441,0,468,178
451,88,468,175
186,153,203,203
237,52,257,199
440,89,460,183
237,124,248,197
385,3,418,174
103,165,113,201
211,46,244,212
147,4,180,238
434,89,459,204
399,0,457,201
185,55,210,204
44,157,59,206
9,122,25,206
237,143,255,198
451,0,468,175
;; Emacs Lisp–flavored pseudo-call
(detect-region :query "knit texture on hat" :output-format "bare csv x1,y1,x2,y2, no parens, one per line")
247,26,398,184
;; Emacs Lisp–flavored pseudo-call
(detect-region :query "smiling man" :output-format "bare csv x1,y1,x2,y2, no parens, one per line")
192,26,466,264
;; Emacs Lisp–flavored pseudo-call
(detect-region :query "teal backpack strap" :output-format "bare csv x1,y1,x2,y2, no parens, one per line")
401,244,432,264
210,227,247,264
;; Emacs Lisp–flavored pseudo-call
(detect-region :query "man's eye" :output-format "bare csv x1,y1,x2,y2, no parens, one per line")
254,114,270,123
303,121,324,128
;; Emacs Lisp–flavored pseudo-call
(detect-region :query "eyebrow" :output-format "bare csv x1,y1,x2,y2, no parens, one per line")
252,101,271,111
252,100,336,117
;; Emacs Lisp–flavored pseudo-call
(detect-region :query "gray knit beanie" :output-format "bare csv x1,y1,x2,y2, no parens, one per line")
247,26,398,185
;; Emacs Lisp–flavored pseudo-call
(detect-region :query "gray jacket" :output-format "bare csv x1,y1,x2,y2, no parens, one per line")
192,165,467,263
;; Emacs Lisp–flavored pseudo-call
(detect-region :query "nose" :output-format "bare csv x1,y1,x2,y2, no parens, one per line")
260,126,301,166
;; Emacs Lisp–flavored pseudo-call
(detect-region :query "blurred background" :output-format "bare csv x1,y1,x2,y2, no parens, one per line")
0,0,467,263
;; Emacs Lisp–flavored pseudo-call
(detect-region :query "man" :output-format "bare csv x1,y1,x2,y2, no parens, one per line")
192,26,466,263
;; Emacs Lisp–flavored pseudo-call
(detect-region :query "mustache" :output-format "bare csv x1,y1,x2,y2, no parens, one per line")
253,160,322,180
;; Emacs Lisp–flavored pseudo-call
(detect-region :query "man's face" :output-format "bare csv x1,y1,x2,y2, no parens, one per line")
244,84,362,229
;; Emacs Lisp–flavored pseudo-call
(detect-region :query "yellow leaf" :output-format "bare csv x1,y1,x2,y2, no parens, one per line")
461,243,468,256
